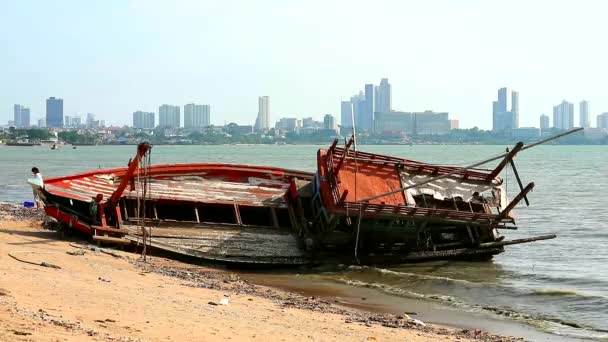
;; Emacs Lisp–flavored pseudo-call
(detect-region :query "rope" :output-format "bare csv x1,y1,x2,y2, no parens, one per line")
68,242,123,258
351,109,362,265
8,251,61,269
138,149,152,261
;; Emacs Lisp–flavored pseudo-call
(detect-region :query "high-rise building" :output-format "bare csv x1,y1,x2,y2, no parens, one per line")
359,84,374,131
340,101,353,134
374,78,391,113
86,113,96,128
579,101,590,128
540,114,550,129
133,111,155,129
254,96,270,131
374,112,415,135
64,116,72,127
323,114,337,132
46,97,63,128
598,113,608,129
37,118,46,128
511,91,519,128
492,87,518,131
159,104,180,128
184,104,211,129
13,104,30,128
71,116,82,127
13,105,21,127
553,100,574,130
414,111,451,135
275,118,299,131
497,88,508,113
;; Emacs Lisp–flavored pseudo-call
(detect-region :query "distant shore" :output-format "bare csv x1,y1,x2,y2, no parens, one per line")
0,202,525,342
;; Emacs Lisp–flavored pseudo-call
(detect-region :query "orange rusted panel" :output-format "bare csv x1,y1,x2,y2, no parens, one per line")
335,160,406,205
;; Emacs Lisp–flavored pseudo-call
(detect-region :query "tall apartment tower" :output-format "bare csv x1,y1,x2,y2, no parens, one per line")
46,97,64,128
359,84,374,131
13,104,30,128
184,104,211,129
340,100,353,134
553,100,574,130
492,87,518,131
579,100,590,128
597,113,608,129
511,91,519,128
540,114,550,130
159,104,181,128
133,111,155,129
374,78,392,114
254,96,270,131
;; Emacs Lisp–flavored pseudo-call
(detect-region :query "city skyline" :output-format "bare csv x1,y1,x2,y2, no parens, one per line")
3,1,608,129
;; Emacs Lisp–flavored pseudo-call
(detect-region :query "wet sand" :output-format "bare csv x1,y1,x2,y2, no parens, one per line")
0,203,521,341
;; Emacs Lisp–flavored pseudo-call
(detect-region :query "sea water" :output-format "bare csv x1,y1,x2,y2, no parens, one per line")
1,144,606,339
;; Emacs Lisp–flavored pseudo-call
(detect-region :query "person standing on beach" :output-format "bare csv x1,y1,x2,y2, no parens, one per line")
31,167,44,208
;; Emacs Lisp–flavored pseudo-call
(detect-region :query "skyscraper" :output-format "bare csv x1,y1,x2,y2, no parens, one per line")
133,111,155,129
184,104,211,129
497,88,508,113
374,78,391,113
323,114,337,132
360,84,374,131
579,100,590,128
13,104,30,128
254,96,270,131
597,113,608,129
159,104,181,128
86,113,96,128
540,114,550,129
553,100,574,130
46,97,63,128
340,101,353,134
492,87,518,131
511,91,519,128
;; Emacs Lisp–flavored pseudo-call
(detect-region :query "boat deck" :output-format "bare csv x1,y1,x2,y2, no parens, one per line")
43,163,314,207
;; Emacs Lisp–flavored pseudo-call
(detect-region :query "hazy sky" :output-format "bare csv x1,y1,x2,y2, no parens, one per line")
1,0,606,129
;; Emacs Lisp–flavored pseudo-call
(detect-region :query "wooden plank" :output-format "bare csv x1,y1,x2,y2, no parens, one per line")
487,142,524,180
92,235,131,245
479,234,556,248
93,225,129,235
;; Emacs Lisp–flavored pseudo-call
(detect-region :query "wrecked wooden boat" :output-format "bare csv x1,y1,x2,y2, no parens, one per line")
32,143,314,264
31,130,579,265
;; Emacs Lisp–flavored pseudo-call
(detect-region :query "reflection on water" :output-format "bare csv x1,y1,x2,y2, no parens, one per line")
1,144,607,339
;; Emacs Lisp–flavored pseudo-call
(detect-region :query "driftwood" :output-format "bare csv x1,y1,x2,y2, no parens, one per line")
478,234,557,248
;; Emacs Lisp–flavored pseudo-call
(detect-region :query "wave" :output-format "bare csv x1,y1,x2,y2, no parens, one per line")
347,265,491,287
336,277,608,340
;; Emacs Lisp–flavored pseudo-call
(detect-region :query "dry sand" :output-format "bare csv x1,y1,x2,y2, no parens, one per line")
0,204,518,341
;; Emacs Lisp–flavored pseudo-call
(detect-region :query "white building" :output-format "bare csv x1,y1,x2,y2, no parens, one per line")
579,100,590,128
553,100,574,130
540,114,550,129
323,114,337,132
133,111,155,129
159,104,180,128
13,104,30,128
184,104,211,129
598,113,608,129
254,96,270,131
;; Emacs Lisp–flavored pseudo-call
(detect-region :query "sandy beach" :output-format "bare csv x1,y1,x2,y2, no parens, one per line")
0,203,521,342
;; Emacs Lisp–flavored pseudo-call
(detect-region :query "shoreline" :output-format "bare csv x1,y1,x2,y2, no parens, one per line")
0,202,562,341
